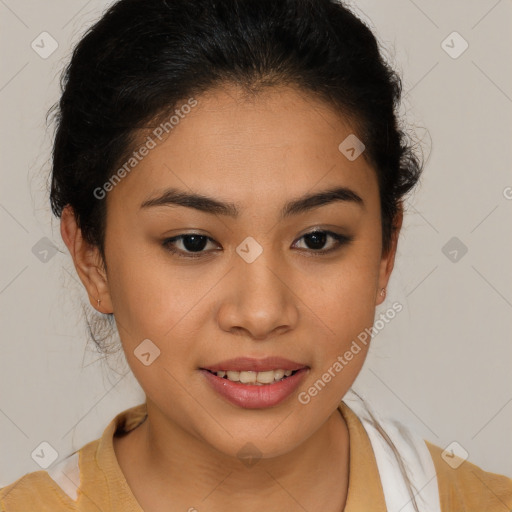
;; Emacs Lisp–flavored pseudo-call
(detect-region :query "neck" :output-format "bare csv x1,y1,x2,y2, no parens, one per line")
115,403,350,512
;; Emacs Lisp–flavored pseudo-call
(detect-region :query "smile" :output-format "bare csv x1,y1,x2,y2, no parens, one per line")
201,367,309,409
206,369,297,385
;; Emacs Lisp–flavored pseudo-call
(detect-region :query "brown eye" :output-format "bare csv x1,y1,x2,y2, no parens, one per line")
163,234,219,258
293,230,352,254
162,230,352,260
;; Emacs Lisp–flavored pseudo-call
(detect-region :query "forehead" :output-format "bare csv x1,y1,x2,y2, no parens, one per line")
107,84,378,212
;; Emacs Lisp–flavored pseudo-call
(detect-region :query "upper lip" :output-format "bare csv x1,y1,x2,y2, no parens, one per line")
201,357,308,373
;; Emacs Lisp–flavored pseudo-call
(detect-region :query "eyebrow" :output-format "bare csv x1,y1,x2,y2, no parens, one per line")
140,185,364,219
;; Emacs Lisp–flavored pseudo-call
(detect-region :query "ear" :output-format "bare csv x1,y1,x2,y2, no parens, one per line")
375,203,403,306
60,205,113,313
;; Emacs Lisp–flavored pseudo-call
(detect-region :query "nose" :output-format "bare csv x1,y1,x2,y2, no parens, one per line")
216,248,299,341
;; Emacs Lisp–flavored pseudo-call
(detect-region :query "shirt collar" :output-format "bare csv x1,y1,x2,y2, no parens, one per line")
86,400,386,511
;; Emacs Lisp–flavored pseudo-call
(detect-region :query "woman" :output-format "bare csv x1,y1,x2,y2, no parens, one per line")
1,0,511,510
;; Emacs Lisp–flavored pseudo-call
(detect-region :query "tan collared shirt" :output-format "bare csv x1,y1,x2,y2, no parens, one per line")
2,401,511,511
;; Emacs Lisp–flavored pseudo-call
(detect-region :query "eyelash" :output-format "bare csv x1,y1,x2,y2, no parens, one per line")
162,230,353,259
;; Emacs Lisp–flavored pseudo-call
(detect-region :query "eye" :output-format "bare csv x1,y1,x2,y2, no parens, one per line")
162,233,219,259
162,229,353,259
292,230,353,255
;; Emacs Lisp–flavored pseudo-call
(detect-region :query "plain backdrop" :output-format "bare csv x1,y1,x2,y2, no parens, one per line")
1,0,511,485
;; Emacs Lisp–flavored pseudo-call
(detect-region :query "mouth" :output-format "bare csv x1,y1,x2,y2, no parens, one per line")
199,357,309,409
203,368,300,385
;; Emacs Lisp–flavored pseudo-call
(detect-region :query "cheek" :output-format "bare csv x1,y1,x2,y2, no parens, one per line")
103,216,196,334
300,234,381,386
295,276,376,410
107,258,201,348
306,240,381,333
104,242,224,397
310,279,375,375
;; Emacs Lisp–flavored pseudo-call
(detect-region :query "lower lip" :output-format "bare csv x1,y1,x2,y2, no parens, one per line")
200,369,309,409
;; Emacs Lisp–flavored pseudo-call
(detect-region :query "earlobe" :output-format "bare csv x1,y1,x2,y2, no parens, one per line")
60,205,113,313
375,284,387,306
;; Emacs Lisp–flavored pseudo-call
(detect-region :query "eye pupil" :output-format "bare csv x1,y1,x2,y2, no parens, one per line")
183,234,208,252
304,231,327,250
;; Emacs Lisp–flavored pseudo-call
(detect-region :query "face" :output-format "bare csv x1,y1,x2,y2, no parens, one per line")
66,84,399,460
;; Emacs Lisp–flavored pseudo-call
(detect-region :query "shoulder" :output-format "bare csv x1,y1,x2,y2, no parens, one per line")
426,440,512,511
0,467,77,511
0,404,146,511
0,441,98,511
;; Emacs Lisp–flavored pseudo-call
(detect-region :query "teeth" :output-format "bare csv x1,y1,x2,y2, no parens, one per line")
239,371,256,383
226,371,240,381
214,369,296,384
273,369,285,380
255,370,275,384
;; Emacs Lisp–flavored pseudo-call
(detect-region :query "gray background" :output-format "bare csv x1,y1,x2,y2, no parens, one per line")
1,0,511,485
